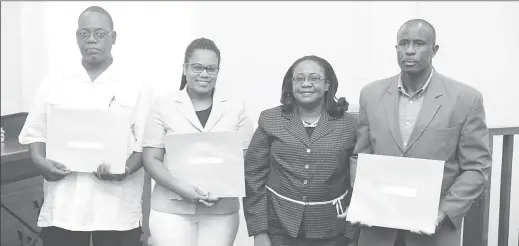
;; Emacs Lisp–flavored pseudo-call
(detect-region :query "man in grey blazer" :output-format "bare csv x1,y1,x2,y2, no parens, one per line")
349,19,492,246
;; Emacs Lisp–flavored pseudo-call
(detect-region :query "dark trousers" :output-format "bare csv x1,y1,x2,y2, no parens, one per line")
269,232,349,246
349,228,406,246
394,230,406,246
40,226,142,246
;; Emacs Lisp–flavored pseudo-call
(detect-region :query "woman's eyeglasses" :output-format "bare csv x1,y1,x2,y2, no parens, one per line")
185,63,220,75
292,73,326,84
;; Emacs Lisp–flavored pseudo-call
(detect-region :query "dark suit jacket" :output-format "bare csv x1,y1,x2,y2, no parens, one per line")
351,71,492,246
243,106,357,239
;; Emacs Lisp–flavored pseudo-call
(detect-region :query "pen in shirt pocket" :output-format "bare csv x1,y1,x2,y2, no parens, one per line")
108,95,115,107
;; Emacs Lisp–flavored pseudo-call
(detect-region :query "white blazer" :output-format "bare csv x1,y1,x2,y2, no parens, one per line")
142,88,254,214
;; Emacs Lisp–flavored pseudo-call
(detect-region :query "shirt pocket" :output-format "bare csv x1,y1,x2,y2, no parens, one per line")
108,91,138,131
110,92,137,111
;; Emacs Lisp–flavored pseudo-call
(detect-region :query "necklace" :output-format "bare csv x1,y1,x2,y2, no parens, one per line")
301,115,321,128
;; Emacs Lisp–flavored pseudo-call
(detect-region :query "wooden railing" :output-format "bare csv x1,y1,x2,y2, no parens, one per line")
463,126,518,246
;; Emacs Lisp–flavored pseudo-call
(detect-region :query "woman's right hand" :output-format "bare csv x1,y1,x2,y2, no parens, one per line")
254,233,272,246
176,183,208,204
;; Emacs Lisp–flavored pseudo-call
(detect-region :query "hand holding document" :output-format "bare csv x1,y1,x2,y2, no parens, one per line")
163,131,245,198
34,158,72,182
346,153,445,234
46,106,131,174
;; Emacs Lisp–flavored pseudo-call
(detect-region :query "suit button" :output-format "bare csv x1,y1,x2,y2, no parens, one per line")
302,196,307,201
303,180,308,185
304,164,309,169
306,148,311,153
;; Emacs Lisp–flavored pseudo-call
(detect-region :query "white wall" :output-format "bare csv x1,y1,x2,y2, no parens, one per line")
1,2,23,115
416,2,519,128
2,2,519,246
7,1,518,126
186,1,425,122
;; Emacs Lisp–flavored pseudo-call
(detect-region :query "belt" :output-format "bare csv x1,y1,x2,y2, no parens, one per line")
265,185,348,215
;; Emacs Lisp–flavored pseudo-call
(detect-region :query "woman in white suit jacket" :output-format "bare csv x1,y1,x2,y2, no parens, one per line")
141,38,254,246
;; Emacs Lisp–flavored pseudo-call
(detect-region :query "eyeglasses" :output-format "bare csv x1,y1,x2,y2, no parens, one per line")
76,29,113,40
292,73,326,84
185,63,220,75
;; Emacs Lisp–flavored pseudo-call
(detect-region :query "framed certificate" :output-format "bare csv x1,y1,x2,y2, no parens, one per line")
163,131,245,198
46,106,132,174
347,153,445,233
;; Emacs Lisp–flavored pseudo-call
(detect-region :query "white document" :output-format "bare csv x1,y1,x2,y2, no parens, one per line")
163,132,245,198
347,153,445,234
46,106,132,174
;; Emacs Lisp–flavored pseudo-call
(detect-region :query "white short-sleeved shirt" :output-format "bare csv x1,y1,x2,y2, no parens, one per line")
18,60,150,231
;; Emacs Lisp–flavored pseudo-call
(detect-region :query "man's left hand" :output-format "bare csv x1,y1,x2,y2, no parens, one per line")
93,163,129,181
410,210,446,236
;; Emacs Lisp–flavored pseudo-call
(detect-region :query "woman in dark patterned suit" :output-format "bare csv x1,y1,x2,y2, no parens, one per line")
243,55,357,246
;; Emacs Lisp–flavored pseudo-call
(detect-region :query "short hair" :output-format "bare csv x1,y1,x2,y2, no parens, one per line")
280,55,349,118
78,6,114,30
398,19,436,45
179,38,221,90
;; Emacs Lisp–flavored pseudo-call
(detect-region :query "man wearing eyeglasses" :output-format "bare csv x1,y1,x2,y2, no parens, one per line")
19,6,150,246
76,16,115,78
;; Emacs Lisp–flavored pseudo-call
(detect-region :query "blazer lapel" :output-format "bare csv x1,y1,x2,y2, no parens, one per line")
309,112,334,144
404,73,444,152
174,89,204,132
204,89,228,132
283,110,311,147
384,78,405,151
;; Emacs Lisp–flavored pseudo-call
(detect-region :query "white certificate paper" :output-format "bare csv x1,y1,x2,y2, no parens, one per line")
46,106,131,174
163,132,245,198
347,153,445,234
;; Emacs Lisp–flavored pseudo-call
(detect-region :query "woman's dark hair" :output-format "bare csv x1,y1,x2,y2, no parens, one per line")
180,38,221,90
280,55,349,118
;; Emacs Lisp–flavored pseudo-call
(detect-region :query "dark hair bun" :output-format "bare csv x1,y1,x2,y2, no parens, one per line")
337,97,349,112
